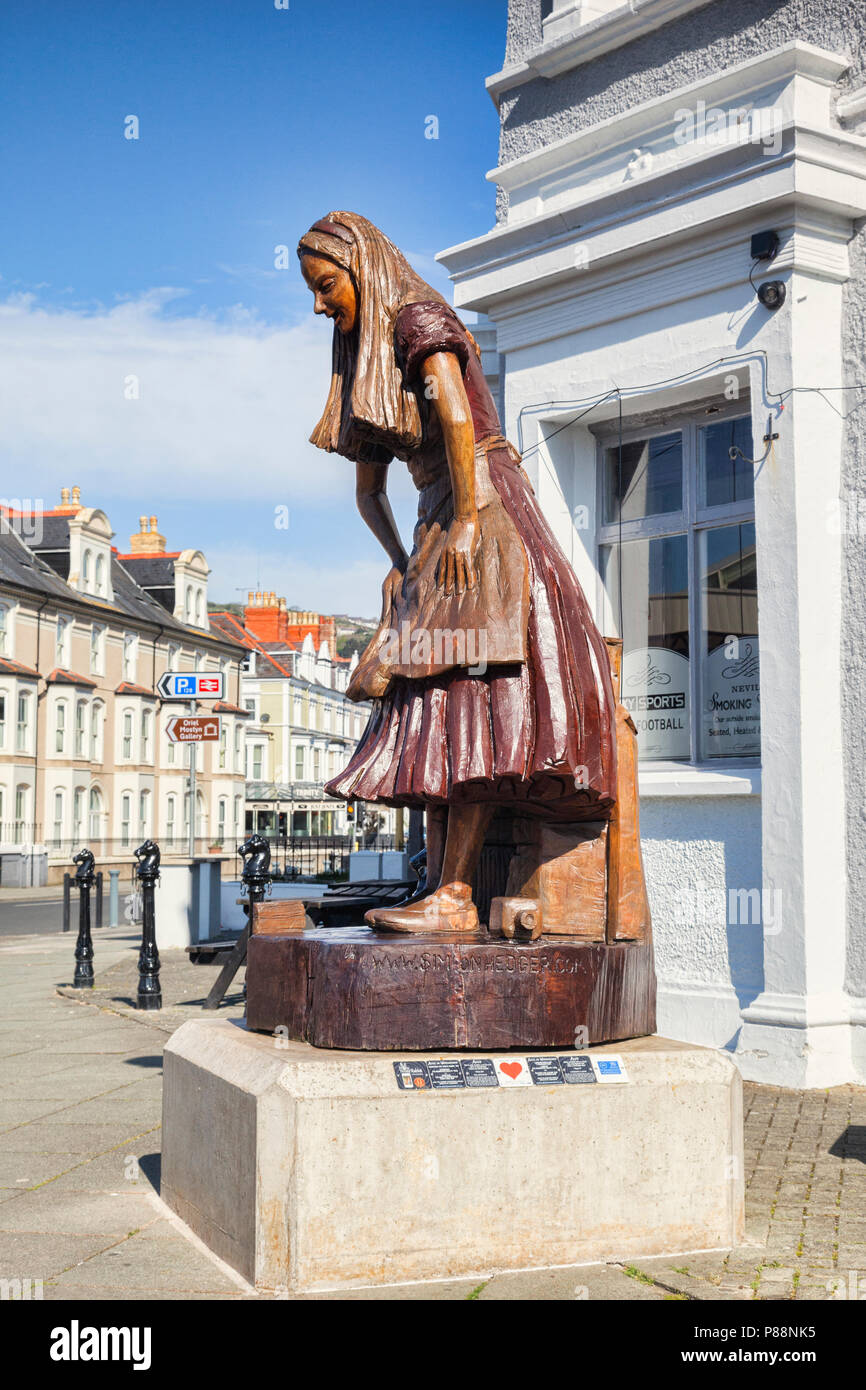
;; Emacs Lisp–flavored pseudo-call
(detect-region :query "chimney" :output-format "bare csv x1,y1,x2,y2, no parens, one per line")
284,610,335,654
60,487,70,506
244,590,289,643
71,486,81,506
128,513,166,555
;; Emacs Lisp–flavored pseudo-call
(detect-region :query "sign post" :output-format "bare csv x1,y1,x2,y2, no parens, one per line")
189,699,197,860
158,671,225,861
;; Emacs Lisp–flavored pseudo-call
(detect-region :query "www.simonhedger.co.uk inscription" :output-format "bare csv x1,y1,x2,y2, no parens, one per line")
354,948,588,976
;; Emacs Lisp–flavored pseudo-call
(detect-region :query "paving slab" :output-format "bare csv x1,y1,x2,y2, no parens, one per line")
0,1188,160,1236
49,1096,163,1126
0,1229,121,1279
46,1229,243,1294
0,1099,82,1129
481,1263,668,1300
0,1152,86,1189
42,1143,161,1193
0,1121,160,1155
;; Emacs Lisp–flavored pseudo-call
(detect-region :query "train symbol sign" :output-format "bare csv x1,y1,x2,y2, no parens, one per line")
166,717,222,744
157,671,225,700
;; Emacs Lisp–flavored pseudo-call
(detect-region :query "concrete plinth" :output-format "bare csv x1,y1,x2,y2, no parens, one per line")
162,1020,744,1293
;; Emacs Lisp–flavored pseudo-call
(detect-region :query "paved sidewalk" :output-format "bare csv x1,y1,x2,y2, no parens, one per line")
0,925,864,1301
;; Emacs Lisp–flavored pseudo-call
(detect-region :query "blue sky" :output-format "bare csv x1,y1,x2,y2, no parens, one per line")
0,0,505,614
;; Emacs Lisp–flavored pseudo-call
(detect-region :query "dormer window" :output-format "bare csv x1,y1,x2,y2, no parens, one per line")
82,549,92,591
94,553,106,597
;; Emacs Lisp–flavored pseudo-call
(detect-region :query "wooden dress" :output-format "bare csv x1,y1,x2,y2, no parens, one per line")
326,301,618,823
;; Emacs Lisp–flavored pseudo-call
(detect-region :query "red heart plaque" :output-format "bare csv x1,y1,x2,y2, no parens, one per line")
500,1062,523,1080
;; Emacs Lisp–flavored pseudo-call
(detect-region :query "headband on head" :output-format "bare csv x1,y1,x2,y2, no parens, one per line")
297,217,355,270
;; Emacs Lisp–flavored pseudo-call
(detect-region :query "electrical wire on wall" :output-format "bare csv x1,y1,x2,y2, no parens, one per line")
511,352,866,700
514,347,866,464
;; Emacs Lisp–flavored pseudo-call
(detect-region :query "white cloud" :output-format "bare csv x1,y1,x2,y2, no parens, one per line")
0,289,347,503
205,541,386,620
0,288,420,616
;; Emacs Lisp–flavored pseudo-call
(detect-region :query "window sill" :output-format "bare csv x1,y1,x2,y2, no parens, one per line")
638,764,761,797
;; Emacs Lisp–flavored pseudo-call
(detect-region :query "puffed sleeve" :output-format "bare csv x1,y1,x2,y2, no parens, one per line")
394,301,471,387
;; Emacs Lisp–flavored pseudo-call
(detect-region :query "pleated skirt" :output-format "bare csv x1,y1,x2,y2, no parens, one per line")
325,446,618,821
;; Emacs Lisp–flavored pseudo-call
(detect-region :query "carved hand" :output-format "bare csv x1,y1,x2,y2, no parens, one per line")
436,515,480,595
381,562,406,621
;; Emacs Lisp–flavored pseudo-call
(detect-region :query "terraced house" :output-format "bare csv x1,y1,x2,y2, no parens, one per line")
210,594,396,853
0,491,248,885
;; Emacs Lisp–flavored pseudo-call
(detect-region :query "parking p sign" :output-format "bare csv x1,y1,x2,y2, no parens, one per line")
157,671,225,700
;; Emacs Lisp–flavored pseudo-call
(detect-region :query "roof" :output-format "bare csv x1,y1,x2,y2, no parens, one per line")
46,668,98,689
213,700,252,716
0,655,39,678
208,612,256,649
208,612,295,680
115,682,157,697
209,611,352,688
0,526,80,604
0,528,246,659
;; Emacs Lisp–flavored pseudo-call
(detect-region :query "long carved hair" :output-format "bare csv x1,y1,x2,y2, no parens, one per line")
297,211,448,465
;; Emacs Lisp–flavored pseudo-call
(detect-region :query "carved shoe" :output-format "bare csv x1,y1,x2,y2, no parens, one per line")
365,882,479,934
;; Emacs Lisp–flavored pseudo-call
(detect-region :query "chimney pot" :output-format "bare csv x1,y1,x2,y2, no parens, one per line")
71,486,81,505
149,515,158,532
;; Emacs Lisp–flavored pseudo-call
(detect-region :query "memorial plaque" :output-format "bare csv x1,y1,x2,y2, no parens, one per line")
461,1058,499,1088
527,1056,564,1086
593,1055,629,1083
393,1061,431,1091
428,1059,466,1089
560,1055,597,1084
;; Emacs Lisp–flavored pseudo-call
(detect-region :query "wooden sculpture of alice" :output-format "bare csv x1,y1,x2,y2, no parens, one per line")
298,212,619,934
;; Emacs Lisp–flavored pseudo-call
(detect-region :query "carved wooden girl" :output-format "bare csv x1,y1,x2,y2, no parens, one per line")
298,212,624,934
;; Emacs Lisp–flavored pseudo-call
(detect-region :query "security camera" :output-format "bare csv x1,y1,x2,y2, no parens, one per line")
757,280,786,310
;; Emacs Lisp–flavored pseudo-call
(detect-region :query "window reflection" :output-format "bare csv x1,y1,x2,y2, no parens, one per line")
701,522,759,758
602,534,690,761
604,431,682,524
701,417,754,507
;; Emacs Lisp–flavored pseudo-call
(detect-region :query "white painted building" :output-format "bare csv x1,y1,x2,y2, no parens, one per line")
439,0,866,1086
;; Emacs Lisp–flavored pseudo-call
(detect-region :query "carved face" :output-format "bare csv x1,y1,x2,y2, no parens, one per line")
300,253,358,334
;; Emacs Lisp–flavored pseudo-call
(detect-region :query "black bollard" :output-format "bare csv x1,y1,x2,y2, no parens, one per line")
240,833,272,917
203,835,272,1011
134,839,162,1010
72,849,96,987
238,835,272,1003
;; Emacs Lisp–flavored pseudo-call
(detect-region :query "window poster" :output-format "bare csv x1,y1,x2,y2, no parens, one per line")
621,646,690,760
702,637,760,758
